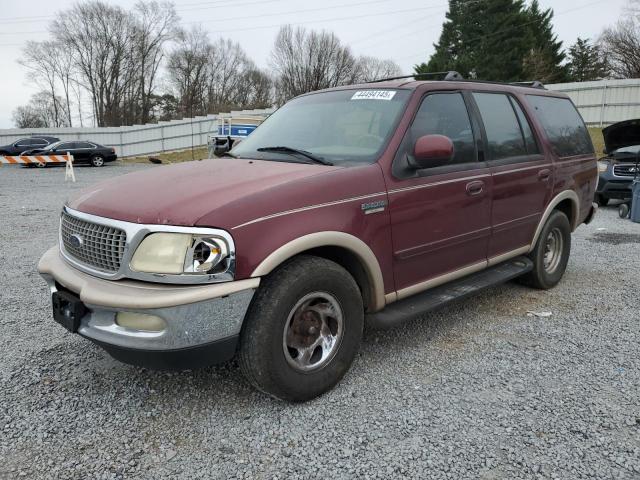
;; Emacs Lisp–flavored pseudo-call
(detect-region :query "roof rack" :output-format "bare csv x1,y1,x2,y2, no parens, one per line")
369,71,464,83
510,80,546,90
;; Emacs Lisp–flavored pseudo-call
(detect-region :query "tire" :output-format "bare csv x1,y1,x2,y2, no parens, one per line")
619,203,630,219
239,255,364,402
520,210,571,290
90,155,105,167
595,194,609,207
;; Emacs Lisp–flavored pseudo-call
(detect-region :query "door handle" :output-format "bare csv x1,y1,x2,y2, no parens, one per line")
466,180,484,196
538,169,552,181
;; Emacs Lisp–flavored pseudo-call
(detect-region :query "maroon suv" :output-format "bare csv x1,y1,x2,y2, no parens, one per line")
38,75,598,401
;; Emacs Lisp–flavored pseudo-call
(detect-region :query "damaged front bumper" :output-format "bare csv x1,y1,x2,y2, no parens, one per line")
37,246,258,369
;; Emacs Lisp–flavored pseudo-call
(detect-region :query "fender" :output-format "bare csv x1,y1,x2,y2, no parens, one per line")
251,231,386,311
529,190,580,252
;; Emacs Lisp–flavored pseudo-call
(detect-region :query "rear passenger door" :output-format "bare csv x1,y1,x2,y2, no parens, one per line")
388,91,492,298
470,92,551,261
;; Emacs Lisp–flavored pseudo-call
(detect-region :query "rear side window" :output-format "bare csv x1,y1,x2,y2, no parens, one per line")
510,98,539,155
472,93,527,160
411,92,476,165
526,95,593,157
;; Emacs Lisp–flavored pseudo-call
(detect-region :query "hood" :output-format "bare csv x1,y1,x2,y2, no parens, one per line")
67,158,343,228
603,119,640,154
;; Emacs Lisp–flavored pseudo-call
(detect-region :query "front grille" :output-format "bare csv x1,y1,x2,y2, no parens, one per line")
613,164,639,177
60,211,126,273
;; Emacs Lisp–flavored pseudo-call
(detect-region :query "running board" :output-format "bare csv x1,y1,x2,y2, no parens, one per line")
367,256,533,330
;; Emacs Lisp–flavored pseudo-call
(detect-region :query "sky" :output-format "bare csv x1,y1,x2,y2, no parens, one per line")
0,0,629,129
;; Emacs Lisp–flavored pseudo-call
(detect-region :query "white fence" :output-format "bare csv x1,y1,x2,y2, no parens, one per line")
547,79,640,127
0,108,274,158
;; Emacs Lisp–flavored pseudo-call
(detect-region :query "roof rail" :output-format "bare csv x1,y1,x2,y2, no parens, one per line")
510,80,546,90
369,71,464,83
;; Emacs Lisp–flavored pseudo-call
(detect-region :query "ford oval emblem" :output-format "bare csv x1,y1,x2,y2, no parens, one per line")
69,234,84,248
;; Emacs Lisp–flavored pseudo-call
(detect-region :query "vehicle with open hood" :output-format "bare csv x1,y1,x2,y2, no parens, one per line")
596,119,640,205
38,73,598,401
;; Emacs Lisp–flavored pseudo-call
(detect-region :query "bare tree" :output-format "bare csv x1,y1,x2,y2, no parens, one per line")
127,1,178,124
166,26,213,117
12,91,70,128
19,41,67,127
271,25,358,103
167,29,273,116
12,106,47,129
599,3,640,79
354,56,402,82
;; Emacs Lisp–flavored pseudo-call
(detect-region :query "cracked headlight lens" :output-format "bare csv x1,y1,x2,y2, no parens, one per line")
130,233,230,276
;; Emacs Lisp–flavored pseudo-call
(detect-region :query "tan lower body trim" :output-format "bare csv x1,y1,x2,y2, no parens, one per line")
487,246,530,266
395,261,488,302
385,246,531,305
38,246,260,309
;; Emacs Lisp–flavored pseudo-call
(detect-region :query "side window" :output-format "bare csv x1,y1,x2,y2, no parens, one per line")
526,95,593,158
510,98,540,155
32,139,48,147
472,93,527,160
16,139,34,147
58,142,76,150
77,142,94,149
411,92,476,165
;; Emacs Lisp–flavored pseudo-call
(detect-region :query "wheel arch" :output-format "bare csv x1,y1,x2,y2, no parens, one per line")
250,232,386,312
530,190,580,252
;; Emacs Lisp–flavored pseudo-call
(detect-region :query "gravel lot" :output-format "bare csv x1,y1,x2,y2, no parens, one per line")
1,164,639,479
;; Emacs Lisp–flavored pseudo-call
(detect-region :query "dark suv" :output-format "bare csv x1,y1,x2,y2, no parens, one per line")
39,73,597,401
596,119,640,205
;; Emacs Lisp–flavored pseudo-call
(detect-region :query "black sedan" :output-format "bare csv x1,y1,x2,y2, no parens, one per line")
22,140,117,167
0,136,59,156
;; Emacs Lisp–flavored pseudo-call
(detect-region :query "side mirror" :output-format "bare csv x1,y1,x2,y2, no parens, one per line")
412,134,454,169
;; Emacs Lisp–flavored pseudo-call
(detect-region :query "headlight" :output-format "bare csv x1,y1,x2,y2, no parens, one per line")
598,161,608,173
130,233,231,276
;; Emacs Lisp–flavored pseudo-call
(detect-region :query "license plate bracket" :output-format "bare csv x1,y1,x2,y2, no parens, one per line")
52,291,87,333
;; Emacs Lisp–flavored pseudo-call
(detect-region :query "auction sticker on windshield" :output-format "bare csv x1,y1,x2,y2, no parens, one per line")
351,90,397,101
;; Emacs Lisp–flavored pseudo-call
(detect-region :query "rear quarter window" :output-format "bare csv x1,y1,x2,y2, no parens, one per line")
526,95,594,158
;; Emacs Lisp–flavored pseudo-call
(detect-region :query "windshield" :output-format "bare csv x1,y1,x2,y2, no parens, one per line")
232,89,410,166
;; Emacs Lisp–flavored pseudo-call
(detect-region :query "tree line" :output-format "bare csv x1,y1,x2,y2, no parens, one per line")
13,1,401,129
417,0,638,84
13,0,640,129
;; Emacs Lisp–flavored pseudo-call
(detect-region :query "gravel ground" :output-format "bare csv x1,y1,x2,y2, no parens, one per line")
1,164,639,479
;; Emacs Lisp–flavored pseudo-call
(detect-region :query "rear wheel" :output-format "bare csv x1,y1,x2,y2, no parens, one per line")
90,155,105,167
239,255,364,402
520,210,571,290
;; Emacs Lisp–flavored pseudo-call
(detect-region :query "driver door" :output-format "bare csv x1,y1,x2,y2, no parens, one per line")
387,91,493,298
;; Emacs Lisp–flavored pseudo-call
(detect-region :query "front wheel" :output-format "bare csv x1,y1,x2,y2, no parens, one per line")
239,255,364,402
90,155,105,167
520,210,571,290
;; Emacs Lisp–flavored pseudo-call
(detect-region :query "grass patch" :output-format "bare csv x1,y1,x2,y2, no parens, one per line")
121,147,209,164
589,127,605,156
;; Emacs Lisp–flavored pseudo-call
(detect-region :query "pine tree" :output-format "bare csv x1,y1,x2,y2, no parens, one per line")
522,0,567,82
416,0,567,83
566,38,609,82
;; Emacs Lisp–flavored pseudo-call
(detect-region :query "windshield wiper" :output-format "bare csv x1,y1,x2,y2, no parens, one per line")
256,146,333,166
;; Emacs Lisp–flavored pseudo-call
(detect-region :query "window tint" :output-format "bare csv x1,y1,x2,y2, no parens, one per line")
510,98,539,155
16,139,35,147
473,93,527,160
411,93,476,165
32,139,48,146
76,142,94,148
58,142,76,150
526,95,593,157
